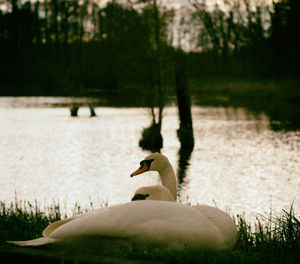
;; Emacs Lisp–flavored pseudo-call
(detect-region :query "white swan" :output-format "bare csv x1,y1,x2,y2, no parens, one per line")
132,185,175,202
131,153,237,250
9,186,225,250
131,153,177,200
40,185,175,242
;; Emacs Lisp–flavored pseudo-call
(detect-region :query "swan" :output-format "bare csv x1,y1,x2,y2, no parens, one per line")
131,153,237,250
132,185,175,202
8,185,225,251
131,153,177,200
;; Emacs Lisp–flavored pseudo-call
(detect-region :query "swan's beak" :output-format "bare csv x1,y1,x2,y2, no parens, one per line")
130,162,149,177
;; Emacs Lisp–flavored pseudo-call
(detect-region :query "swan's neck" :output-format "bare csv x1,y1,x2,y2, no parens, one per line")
158,166,177,201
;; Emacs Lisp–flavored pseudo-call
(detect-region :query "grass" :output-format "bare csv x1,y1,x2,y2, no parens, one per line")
0,200,62,244
0,200,299,264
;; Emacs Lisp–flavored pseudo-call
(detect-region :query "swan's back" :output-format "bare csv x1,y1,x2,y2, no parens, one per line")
44,201,224,250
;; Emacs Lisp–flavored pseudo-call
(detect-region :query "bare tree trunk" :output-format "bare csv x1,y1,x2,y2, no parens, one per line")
174,50,194,151
153,0,164,130
174,50,194,185
139,0,164,153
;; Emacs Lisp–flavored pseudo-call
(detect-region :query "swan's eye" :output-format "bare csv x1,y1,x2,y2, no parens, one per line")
139,159,154,169
145,159,154,168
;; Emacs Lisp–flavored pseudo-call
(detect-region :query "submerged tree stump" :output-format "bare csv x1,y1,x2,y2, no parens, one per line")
89,104,97,117
70,104,79,117
70,104,97,117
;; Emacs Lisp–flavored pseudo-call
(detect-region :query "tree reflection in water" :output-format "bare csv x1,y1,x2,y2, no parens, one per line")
177,144,194,187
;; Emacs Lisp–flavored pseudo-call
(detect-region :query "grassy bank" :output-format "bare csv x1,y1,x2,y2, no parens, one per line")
0,200,299,264
1,77,299,130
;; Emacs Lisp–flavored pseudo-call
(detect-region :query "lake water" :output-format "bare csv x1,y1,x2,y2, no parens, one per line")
0,97,299,220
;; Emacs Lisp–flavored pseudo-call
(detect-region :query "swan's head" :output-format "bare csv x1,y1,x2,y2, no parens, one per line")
130,153,171,177
131,185,175,202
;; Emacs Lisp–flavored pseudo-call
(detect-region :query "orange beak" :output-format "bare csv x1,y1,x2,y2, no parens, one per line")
130,162,149,177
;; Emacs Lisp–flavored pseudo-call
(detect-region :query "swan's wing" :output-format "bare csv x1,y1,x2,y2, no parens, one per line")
42,215,79,237
192,205,237,250
47,201,223,250
7,237,57,246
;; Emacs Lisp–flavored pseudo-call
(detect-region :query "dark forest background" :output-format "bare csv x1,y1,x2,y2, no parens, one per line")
0,0,299,116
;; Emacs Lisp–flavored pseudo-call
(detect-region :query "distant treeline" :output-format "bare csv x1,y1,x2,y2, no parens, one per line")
0,0,299,97
187,0,300,79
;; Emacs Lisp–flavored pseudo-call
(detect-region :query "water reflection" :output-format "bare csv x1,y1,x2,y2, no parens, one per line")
177,146,193,186
176,127,194,187
176,123,194,188
193,94,300,132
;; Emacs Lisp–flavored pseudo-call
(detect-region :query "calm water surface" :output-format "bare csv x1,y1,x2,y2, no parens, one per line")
0,97,299,220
